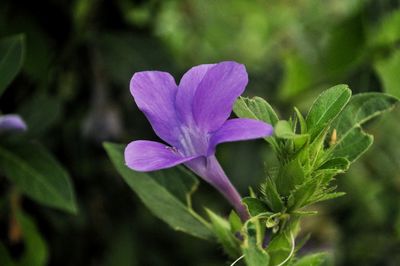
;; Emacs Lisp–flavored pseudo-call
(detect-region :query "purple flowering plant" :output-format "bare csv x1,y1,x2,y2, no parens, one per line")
124,61,273,220
105,61,399,265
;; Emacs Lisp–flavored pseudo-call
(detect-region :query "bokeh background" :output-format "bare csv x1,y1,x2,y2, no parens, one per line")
1,0,400,265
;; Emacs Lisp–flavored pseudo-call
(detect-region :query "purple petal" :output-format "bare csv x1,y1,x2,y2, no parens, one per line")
176,64,216,124
192,61,248,132
125,140,197,172
208,118,273,154
130,71,180,147
0,114,27,134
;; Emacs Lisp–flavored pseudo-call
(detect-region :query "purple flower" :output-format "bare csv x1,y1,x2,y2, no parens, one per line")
0,114,27,134
124,61,273,220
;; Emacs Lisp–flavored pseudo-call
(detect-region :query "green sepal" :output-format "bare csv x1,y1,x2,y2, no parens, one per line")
261,177,284,212
275,159,305,197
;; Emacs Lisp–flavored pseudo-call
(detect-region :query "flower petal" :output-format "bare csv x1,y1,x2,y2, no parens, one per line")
125,140,197,172
192,61,248,132
208,118,273,154
176,64,216,124
0,114,27,134
130,71,180,146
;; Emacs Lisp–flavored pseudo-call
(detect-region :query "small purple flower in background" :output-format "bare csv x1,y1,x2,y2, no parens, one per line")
0,114,27,134
124,61,273,220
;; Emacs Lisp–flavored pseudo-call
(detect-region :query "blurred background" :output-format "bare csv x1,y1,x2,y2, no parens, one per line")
0,0,399,265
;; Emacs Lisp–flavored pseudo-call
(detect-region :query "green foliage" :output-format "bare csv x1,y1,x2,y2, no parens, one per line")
375,50,400,98
17,211,48,266
234,96,280,149
242,197,270,217
206,209,240,258
293,252,330,266
104,142,213,240
306,85,351,140
0,210,49,266
0,34,25,96
0,142,77,214
242,225,270,266
235,85,398,265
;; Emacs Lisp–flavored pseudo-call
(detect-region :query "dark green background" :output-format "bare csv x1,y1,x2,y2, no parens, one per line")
0,0,399,265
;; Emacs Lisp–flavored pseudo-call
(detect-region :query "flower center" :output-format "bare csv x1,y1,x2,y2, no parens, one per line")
178,125,209,156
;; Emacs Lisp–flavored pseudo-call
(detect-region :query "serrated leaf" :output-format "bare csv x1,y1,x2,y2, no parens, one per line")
276,159,305,197
206,209,240,258
306,85,352,140
261,177,284,212
0,34,25,96
104,142,212,240
293,252,331,266
242,197,270,217
311,192,346,204
0,142,77,214
287,178,319,211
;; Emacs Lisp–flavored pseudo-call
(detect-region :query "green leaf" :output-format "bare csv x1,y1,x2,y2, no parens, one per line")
229,211,243,234
330,126,373,162
274,120,307,140
234,96,279,147
329,92,398,162
0,142,77,214
266,220,299,266
333,92,399,136
103,142,212,240
287,178,319,211
294,107,307,134
0,34,25,96
306,85,352,140
293,252,331,266
242,225,270,266
17,210,49,266
275,159,305,197
261,177,284,212
375,50,400,98
242,197,270,217
234,96,279,126
318,157,350,172
206,209,240,258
